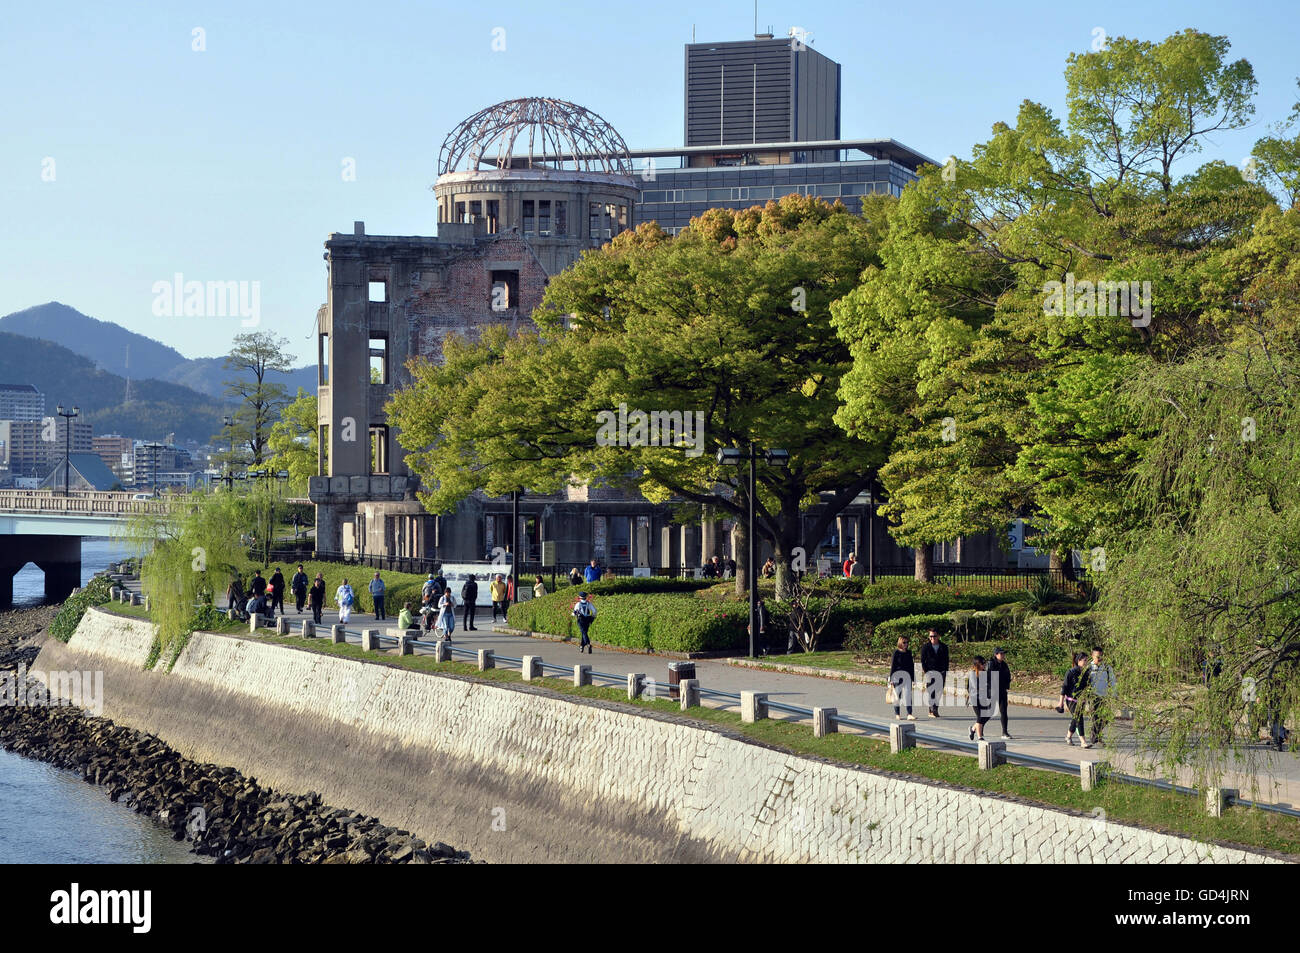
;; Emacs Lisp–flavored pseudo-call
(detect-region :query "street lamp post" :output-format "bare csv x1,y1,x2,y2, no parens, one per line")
222,415,235,490
717,444,789,658
55,404,79,497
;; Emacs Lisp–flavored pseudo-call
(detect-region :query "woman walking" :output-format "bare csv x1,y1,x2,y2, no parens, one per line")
335,578,356,625
889,636,916,720
1058,652,1090,745
435,587,456,640
968,656,994,741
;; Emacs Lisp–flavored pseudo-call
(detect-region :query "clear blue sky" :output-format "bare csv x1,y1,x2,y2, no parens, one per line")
2,0,1296,365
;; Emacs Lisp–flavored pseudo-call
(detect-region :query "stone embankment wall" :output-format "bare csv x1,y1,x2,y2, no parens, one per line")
34,608,1284,864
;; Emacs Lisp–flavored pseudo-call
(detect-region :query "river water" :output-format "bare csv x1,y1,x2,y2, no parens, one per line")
2,536,204,864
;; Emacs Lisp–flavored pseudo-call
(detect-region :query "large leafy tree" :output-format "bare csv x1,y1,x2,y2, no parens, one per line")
391,196,892,596
264,388,317,496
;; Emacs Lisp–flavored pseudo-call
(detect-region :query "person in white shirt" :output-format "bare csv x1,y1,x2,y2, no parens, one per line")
335,579,356,625
436,588,456,640
1084,647,1116,749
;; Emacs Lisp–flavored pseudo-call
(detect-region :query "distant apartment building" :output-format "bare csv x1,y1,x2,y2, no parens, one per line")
92,434,135,482
132,442,193,489
0,383,45,421
0,418,92,480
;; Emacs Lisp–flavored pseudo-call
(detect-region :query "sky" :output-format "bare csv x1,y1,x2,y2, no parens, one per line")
2,0,1297,365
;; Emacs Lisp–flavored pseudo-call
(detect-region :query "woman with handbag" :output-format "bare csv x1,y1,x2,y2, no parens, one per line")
1058,652,1090,745
435,588,456,640
889,636,916,720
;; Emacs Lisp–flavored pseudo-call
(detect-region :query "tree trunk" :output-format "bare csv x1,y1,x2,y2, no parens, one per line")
914,545,933,584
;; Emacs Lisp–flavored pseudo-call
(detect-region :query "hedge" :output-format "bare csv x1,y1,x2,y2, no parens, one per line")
508,590,747,653
871,613,955,648
49,576,114,643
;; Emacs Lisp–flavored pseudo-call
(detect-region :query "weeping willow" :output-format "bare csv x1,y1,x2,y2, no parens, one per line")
120,486,277,653
1099,320,1300,793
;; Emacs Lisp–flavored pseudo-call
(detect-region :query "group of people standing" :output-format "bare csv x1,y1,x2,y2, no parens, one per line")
888,630,1014,741
227,565,324,625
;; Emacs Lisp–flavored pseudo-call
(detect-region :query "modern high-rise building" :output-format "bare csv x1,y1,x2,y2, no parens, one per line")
0,418,92,479
632,34,933,234
0,383,45,422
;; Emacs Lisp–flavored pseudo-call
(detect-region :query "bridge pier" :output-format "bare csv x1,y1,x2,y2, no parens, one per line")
0,536,81,608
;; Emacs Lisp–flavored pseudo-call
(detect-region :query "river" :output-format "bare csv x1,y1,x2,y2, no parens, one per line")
2,536,204,864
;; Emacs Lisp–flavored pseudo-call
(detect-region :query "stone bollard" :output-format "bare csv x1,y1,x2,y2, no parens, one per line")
143,596,151,612
813,706,838,738
331,624,346,644
276,616,290,636
679,678,700,711
1206,787,1236,818
227,609,237,621
249,614,262,633
361,629,380,651
890,722,916,753
573,664,592,687
398,635,413,656
434,640,450,662
1080,760,1109,792
627,673,645,700
741,691,768,723
109,587,121,601
978,740,1006,770
522,656,541,681
130,592,142,606
478,649,494,671
300,620,315,639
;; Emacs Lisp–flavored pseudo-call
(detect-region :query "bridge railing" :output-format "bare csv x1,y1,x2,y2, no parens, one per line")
0,491,168,515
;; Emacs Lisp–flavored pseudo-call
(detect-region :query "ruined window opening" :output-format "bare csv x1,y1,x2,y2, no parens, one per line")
486,199,500,233
318,333,329,385
609,517,631,561
369,425,388,475
522,200,535,235
368,281,386,303
469,200,482,220
368,336,388,384
589,202,604,240
490,270,518,313
615,204,628,233
538,200,551,236
555,201,567,235
455,201,466,222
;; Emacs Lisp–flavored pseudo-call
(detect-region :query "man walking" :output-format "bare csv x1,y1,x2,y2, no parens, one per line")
461,574,478,630
583,559,602,584
291,564,309,614
490,574,509,622
369,571,387,621
572,591,596,653
308,573,326,624
1084,647,1115,749
990,646,1013,739
268,567,286,616
920,627,949,718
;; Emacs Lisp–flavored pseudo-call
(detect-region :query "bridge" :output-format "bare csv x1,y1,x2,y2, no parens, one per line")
0,490,167,606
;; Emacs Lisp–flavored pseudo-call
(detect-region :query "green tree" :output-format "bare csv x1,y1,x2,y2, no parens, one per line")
265,388,317,496
214,331,292,465
1251,78,1300,209
391,197,890,597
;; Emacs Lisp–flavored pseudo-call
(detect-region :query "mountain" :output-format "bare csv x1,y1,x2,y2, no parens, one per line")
0,302,317,399
0,331,229,444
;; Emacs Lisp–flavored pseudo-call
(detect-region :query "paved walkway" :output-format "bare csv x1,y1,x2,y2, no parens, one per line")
251,602,1299,809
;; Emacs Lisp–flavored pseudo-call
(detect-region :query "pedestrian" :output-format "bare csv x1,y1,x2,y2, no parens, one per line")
786,602,806,654
419,592,437,631
490,574,509,622
1058,652,1089,745
291,564,309,614
750,598,771,656
724,556,736,579
422,573,438,603
572,591,596,653
251,569,267,598
889,636,916,720
226,576,247,619
843,552,855,578
506,574,516,602
268,567,285,616
335,578,356,625
968,656,995,741
245,593,263,624
433,569,447,597
568,566,582,587
1083,647,1115,749
398,601,416,631
436,587,456,640
584,559,602,583
761,557,775,579
533,574,547,599
369,571,386,620
920,627,949,718
461,574,478,630
990,646,1013,739
308,573,325,624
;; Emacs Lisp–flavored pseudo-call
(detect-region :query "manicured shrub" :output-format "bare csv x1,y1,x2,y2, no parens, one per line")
508,590,747,653
872,614,955,649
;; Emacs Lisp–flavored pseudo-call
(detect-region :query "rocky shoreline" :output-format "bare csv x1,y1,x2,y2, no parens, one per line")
0,609,472,864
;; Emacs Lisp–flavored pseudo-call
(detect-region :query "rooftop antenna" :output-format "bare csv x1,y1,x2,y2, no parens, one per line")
754,0,757,36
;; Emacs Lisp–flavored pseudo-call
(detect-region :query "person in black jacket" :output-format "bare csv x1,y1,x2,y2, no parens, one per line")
461,574,479,631
268,568,286,617
920,628,949,718
968,656,995,741
1058,652,1089,745
990,647,1013,739
291,565,309,613
750,598,771,656
308,573,326,625
889,636,916,720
